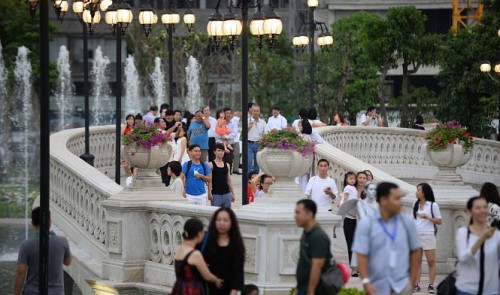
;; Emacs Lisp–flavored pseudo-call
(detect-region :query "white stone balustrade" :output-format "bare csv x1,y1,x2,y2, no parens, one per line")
316,126,500,185
50,127,123,294
49,126,499,294
65,126,118,176
313,139,416,196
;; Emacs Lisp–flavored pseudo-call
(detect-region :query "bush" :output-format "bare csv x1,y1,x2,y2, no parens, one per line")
338,287,366,295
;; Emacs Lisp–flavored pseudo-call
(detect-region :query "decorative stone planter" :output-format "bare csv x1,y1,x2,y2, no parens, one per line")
122,143,172,188
256,148,313,198
424,143,472,185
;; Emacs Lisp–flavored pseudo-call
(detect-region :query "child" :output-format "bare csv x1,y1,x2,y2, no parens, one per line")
340,171,357,207
167,161,184,197
214,110,233,153
333,171,357,238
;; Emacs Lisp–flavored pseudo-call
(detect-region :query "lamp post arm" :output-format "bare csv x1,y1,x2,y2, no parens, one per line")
486,72,499,84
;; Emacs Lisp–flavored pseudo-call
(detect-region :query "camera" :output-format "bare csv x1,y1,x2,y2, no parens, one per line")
491,219,500,229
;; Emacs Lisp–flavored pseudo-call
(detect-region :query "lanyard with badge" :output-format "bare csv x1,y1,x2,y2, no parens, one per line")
378,216,398,269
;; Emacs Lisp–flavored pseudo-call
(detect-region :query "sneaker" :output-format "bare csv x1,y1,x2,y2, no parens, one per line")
413,284,421,292
428,284,435,294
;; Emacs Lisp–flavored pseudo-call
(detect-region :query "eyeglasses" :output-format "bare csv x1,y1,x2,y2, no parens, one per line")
263,182,273,185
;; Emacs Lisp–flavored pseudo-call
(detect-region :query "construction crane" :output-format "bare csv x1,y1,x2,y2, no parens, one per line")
451,0,484,31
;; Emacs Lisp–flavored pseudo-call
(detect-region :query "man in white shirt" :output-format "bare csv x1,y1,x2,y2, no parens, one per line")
143,105,159,124
359,106,383,127
248,105,269,174
305,159,338,212
222,107,241,174
267,106,288,130
203,105,218,162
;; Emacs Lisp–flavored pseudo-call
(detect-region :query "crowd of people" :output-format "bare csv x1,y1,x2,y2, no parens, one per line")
13,102,499,295
121,102,335,207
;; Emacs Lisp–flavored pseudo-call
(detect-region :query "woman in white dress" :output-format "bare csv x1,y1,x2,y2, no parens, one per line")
173,124,190,164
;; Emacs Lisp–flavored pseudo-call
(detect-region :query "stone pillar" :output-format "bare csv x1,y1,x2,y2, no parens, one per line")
100,189,186,283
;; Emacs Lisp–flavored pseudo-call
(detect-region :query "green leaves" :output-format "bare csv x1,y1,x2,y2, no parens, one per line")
436,0,500,137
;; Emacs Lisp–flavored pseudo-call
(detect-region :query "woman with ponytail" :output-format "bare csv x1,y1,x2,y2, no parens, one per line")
171,218,223,295
412,183,442,293
455,196,500,295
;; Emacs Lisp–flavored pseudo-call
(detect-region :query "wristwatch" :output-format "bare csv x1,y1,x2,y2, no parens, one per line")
362,278,371,285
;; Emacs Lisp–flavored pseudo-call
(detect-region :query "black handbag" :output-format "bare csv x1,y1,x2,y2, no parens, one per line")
319,262,344,294
301,247,344,294
438,227,485,295
437,273,456,295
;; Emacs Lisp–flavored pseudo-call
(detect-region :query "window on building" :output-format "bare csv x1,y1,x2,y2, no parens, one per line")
421,9,452,34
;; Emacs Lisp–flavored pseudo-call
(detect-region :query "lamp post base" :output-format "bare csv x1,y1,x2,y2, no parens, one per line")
80,153,95,166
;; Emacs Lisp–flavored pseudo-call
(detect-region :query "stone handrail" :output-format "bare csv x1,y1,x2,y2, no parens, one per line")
50,126,122,259
313,140,416,196
316,126,500,185
65,127,117,176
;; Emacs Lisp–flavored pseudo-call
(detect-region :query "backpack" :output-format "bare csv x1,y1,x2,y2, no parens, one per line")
430,202,438,236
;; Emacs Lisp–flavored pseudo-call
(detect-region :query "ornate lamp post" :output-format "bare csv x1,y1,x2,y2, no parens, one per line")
480,61,500,140
73,0,100,166
207,0,282,205
52,0,69,22
293,0,333,109
161,0,196,108
24,0,51,293
102,1,133,184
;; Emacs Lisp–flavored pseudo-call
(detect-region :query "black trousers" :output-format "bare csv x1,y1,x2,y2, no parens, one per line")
223,148,234,173
343,218,357,265
208,137,216,162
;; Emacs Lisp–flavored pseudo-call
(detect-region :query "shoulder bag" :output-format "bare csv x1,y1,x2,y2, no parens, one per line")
437,228,481,295
301,244,344,294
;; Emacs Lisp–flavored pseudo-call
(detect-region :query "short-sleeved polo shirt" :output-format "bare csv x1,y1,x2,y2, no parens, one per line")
352,212,420,295
296,223,332,294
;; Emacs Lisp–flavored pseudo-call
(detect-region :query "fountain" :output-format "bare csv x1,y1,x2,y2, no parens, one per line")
91,46,111,125
124,55,141,114
55,45,74,131
185,56,202,113
13,46,32,240
150,57,165,107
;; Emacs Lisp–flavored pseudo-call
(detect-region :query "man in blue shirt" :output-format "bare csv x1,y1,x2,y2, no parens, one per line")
181,144,212,205
352,182,421,295
188,110,211,163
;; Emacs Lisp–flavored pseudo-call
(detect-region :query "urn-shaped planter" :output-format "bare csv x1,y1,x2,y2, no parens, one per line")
256,148,313,198
122,143,172,188
423,143,472,185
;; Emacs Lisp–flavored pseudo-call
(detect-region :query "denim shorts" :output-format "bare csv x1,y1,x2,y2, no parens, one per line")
211,192,231,208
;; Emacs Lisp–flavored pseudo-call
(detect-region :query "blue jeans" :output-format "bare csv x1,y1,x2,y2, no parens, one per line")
211,193,231,208
456,290,475,295
248,142,260,173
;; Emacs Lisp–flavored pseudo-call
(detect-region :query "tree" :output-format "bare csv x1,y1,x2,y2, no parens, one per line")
312,12,379,124
0,0,57,184
386,6,442,127
437,0,500,137
363,15,397,126
248,33,299,118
